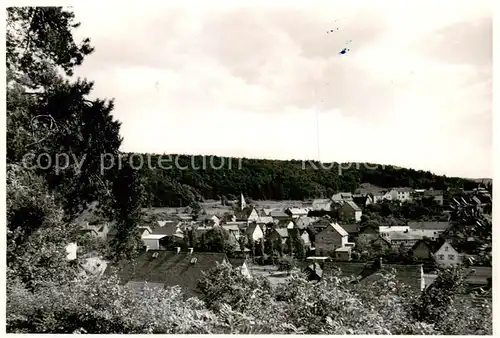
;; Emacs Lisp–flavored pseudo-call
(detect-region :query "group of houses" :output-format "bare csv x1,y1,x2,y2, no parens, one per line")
64,185,491,297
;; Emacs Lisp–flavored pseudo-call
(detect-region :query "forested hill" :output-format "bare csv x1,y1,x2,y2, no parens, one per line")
131,153,480,207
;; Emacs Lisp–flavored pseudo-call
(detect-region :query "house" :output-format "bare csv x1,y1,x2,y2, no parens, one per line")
339,223,360,242
245,222,264,242
337,201,362,222
269,210,291,221
296,216,313,229
358,226,379,241
300,230,311,248
392,187,414,202
315,223,350,256
229,258,252,278
379,225,410,238
410,239,440,261
387,231,423,248
370,236,392,251
335,247,352,261
80,256,108,278
423,190,444,205
142,222,185,250
323,260,425,293
371,191,386,203
221,224,241,239
353,194,373,207
277,219,295,229
434,241,462,268
312,199,332,211
304,262,323,281
285,208,309,219
268,228,289,245
311,217,331,232
198,214,220,226
109,250,228,296
331,192,353,204
260,208,273,216
256,216,274,225
235,206,259,222
407,221,451,239
79,222,110,240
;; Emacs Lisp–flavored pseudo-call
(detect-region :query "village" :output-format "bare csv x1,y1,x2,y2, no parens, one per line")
71,183,492,299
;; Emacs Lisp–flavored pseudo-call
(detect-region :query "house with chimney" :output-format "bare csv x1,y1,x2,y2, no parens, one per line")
312,199,332,211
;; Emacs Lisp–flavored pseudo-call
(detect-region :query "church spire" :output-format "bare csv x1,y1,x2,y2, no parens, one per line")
240,193,247,211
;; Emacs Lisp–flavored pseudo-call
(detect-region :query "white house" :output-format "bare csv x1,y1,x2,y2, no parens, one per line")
245,223,264,242
434,242,462,268
312,199,332,211
247,208,260,222
286,208,309,218
379,225,410,238
386,188,414,202
142,234,168,250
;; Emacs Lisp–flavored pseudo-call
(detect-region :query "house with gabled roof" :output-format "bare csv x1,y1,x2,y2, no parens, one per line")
315,222,352,256
268,228,289,245
234,206,259,222
331,192,353,204
311,217,331,232
387,231,423,248
410,238,443,261
433,241,462,268
285,207,309,218
245,222,264,242
338,201,362,222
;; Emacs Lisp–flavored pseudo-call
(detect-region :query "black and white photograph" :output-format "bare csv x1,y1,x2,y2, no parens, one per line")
5,2,493,334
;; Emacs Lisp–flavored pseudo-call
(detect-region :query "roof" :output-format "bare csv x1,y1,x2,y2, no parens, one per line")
296,216,313,229
270,210,289,218
110,251,228,296
465,267,492,285
305,263,323,278
407,221,451,231
331,223,349,237
287,208,308,215
340,223,360,234
142,234,169,240
150,222,180,236
393,187,414,192
388,232,423,241
410,238,445,253
221,224,240,232
343,201,361,211
424,190,443,196
257,216,274,224
336,247,351,252
245,222,262,235
274,228,289,238
312,199,332,205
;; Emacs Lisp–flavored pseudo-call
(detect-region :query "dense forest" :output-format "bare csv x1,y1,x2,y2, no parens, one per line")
129,154,481,207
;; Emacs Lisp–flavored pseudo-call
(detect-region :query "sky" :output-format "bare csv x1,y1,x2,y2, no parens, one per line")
71,3,492,178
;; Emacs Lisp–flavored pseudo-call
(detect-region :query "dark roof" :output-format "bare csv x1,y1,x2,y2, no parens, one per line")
150,223,180,236
228,258,247,267
407,221,451,231
324,262,423,293
410,237,445,254
109,251,228,296
466,267,492,285
245,222,261,235
235,206,256,219
304,263,323,279
340,223,360,234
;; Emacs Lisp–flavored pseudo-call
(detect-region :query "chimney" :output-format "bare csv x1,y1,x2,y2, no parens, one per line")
188,248,194,254
176,247,181,254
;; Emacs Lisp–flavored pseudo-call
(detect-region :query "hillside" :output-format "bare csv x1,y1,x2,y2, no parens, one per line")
132,153,480,207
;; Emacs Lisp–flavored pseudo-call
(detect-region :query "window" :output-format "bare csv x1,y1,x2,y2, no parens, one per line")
438,254,444,260
448,255,455,260
444,246,449,252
